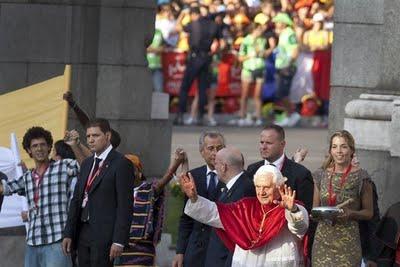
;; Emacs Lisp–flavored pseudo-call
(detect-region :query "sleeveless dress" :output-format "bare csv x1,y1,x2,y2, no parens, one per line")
312,168,371,267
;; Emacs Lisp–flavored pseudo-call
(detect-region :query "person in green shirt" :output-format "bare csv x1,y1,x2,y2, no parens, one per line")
147,28,164,92
272,12,300,127
238,23,268,127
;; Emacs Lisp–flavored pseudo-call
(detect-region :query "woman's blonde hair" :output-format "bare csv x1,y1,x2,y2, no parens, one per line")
322,130,355,170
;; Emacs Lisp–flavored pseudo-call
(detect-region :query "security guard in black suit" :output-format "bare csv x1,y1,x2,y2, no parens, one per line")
174,7,222,125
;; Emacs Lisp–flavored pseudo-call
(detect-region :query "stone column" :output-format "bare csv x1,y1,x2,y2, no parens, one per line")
331,0,400,210
344,94,400,211
0,0,170,177
94,1,171,177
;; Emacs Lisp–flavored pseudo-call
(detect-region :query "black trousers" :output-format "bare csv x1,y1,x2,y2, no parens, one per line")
178,52,212,116
275,65,296,99
77,223,113,267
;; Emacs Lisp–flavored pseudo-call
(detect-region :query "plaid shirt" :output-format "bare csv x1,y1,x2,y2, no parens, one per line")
1,159,79,246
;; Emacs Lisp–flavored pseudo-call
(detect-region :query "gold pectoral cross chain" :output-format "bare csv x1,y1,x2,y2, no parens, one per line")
250,205,280,247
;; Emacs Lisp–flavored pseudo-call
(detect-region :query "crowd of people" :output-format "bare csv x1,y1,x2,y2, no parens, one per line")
149,0,333,127
0,92,399,267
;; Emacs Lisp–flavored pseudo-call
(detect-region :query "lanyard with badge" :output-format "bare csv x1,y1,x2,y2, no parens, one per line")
81,160,103,208
31,164,49,215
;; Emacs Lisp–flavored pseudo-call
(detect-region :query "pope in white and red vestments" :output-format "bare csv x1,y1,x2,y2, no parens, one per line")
181,164,309,267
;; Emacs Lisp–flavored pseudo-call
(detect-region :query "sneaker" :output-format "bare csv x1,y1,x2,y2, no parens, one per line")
238,117,253,127
227,118,238,125
184,116,197,126
206,117,218,126
254,118,263,127
237,118,246,127
287,112,301,127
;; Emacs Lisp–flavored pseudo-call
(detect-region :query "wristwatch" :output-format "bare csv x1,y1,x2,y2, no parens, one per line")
290,205,299,213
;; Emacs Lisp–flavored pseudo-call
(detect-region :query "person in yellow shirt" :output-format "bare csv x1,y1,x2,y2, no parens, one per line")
303,13,331,127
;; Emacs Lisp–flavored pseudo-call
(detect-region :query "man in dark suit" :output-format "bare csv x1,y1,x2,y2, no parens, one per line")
204,146,256,267
173,131,225,267
62,118,135,267
246,124,314,212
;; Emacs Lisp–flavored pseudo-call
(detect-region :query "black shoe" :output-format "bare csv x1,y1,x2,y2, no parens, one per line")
173,114,184,125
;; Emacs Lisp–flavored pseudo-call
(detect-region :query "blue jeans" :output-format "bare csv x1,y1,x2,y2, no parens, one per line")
25,241,72,267
151,68,163,92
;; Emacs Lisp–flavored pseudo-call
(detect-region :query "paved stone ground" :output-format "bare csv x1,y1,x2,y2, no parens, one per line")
156,125,328,267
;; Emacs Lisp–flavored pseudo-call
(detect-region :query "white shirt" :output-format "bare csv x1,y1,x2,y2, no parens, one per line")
91,144,113,172
264,154,285,170
185,196,309,267
245,0,260,7
225,171,244,191
155,18,178,46
206,165,218,188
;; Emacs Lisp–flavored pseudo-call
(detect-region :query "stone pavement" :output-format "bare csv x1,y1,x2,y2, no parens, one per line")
156,125,328,267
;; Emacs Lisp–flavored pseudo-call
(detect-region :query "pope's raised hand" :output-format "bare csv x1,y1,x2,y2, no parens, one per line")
275,184,296,211
179,172,198,202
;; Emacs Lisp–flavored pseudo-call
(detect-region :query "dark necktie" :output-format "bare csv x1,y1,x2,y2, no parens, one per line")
207,172,217,200
92,157,102,176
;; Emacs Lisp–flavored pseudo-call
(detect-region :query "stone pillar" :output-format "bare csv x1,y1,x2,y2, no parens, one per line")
331,0,400,210
93,1,171,177
344,94,400,211
0,0,171,177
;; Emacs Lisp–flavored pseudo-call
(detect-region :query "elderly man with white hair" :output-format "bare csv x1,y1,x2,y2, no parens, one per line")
180,165,309,267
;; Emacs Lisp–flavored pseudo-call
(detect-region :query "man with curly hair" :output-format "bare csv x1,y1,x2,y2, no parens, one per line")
0,126,79,267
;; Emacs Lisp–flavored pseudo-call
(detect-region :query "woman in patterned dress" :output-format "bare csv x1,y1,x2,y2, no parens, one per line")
312,130,374,267
114,148,188,267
